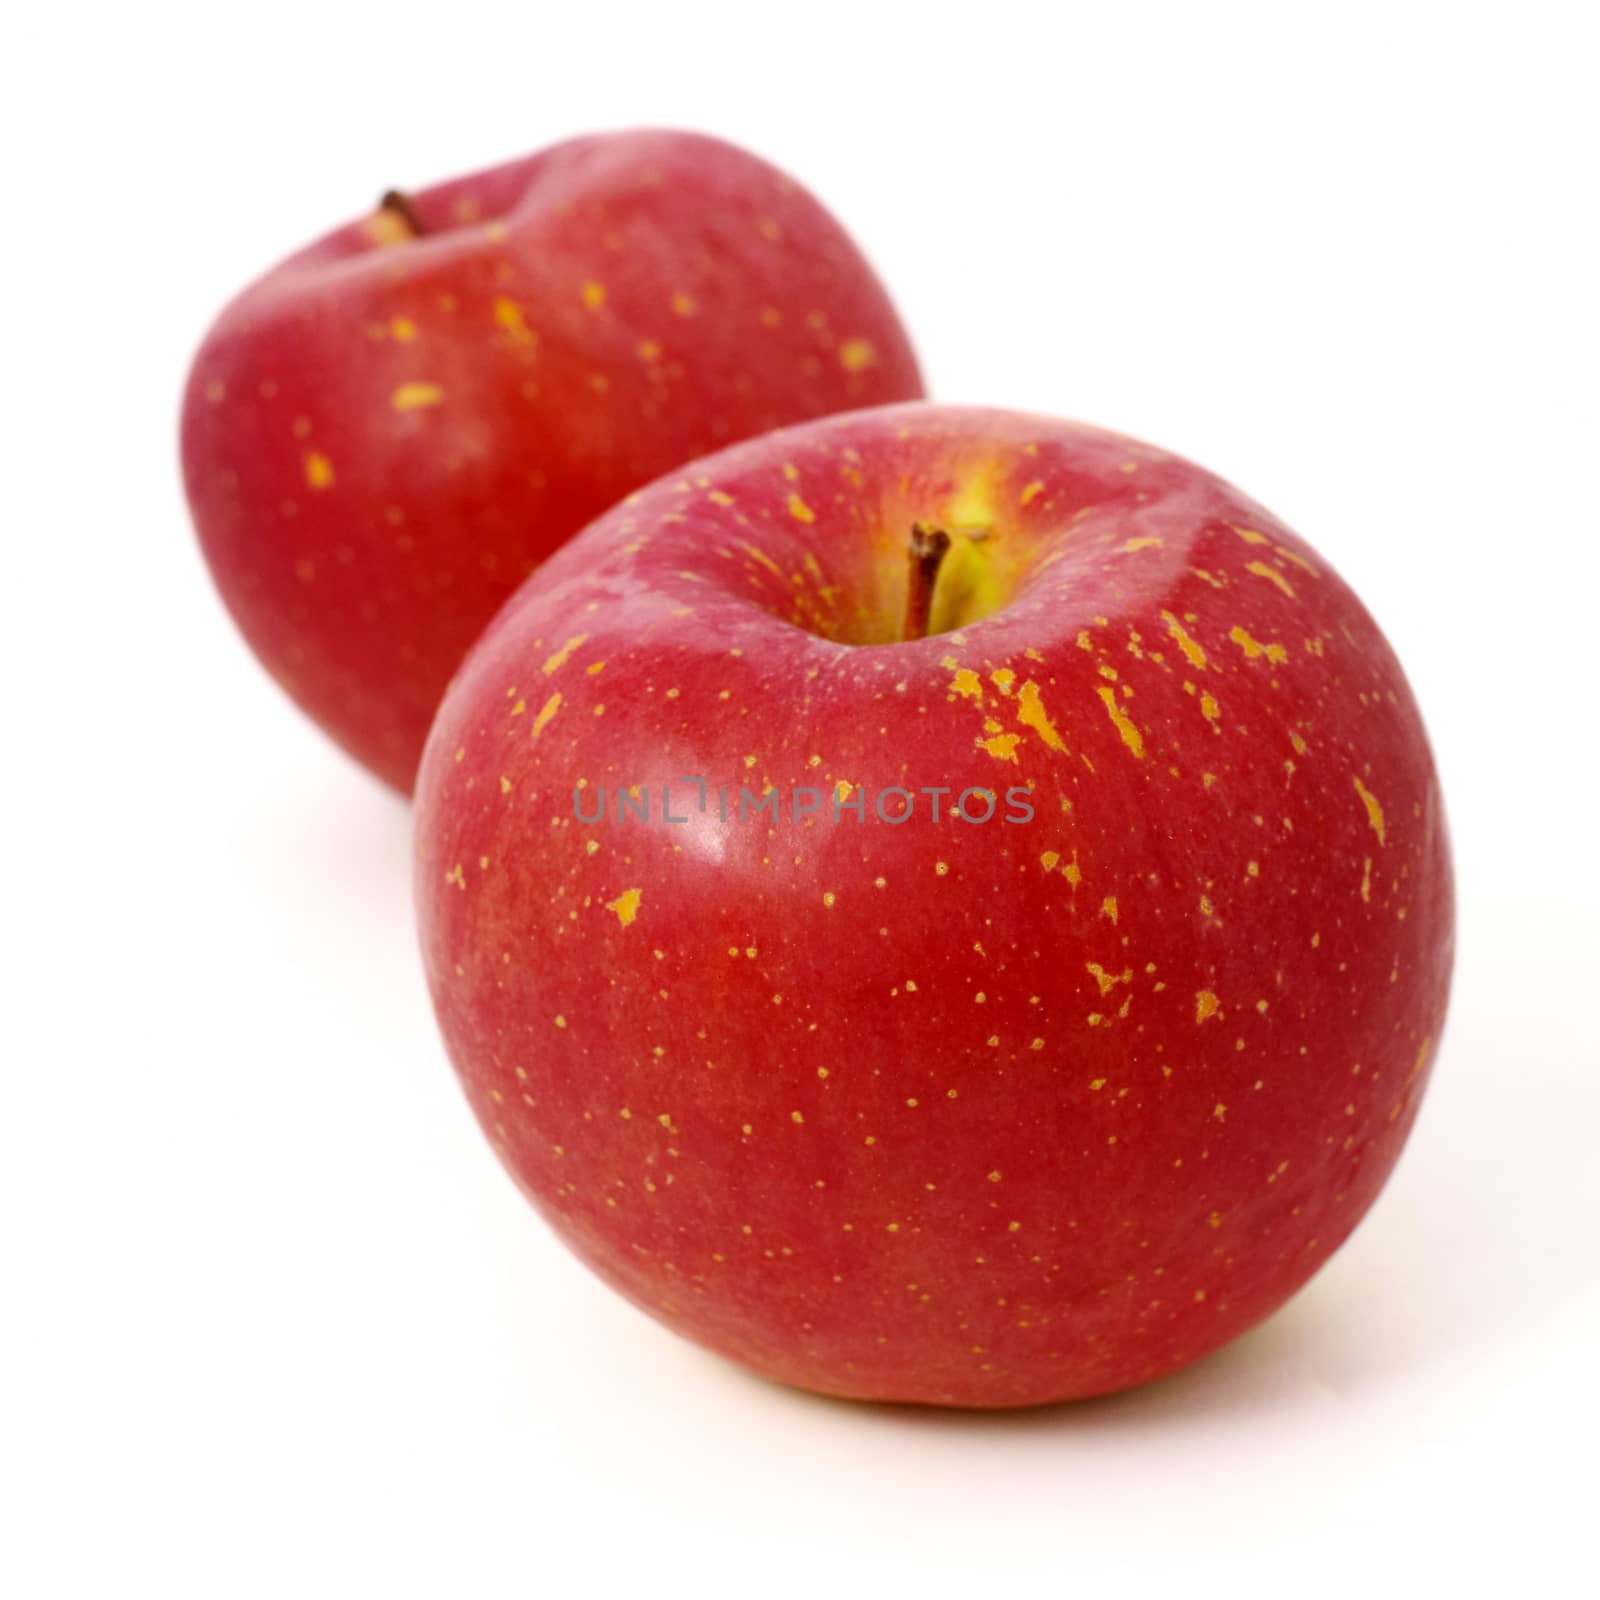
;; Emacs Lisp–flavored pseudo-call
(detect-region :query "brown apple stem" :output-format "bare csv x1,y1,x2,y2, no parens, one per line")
378,189,425,238
903,524,952,641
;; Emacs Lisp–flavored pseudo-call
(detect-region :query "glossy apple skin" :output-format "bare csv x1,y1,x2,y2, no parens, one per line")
181,131,923,791
415,404,1453,1408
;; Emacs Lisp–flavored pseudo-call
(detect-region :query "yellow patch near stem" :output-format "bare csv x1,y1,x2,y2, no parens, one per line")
944,465,999,535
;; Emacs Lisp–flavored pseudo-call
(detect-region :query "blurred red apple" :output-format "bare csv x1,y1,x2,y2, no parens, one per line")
181,130,922,790
414,403,1453,1408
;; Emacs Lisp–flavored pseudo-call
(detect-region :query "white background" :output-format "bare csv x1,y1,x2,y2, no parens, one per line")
4,3,1597,1594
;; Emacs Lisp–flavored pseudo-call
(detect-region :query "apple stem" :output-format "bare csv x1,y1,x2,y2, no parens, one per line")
378,189,426,238
903,524,952,641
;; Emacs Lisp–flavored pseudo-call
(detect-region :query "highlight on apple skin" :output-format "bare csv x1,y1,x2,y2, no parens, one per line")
181,129,924,792
413,403,1454,1409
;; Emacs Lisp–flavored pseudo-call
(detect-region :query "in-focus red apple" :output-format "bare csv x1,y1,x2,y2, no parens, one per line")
181,130,922,790
414,403,1453,1408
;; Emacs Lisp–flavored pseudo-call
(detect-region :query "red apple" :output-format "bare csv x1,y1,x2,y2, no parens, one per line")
414,403,1454,1408
181,130,923,791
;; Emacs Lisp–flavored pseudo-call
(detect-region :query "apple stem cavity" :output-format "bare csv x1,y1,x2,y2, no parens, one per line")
378,189,425,238
903,523,952,641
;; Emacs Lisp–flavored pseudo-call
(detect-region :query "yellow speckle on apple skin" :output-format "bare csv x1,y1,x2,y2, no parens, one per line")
391,382,444,412
606,888,642,927
838,338,877,372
